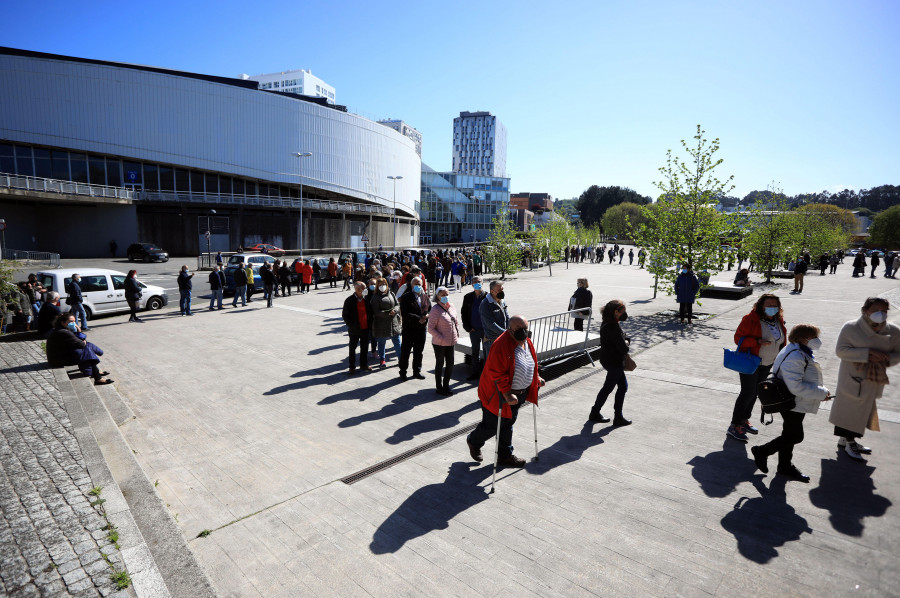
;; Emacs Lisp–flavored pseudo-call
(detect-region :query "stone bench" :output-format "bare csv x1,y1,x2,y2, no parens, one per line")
699,282,753,299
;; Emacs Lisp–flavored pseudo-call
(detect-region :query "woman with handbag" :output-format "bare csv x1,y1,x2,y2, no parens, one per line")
829,297,900,460
728,294,787,442
372,277,402,367
751,324,831,482
569,278,592,331
124,270,143,322
588,300,633,426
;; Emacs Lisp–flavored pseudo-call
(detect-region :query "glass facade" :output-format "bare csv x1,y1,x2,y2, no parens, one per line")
419,167,510,244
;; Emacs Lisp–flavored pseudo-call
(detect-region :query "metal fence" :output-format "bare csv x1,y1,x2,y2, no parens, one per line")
140,191,393,215
1,249,61,268
0,173,136,200
529,308,596,366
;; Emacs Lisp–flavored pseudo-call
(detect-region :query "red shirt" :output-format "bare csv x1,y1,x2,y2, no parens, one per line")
356,298,368,329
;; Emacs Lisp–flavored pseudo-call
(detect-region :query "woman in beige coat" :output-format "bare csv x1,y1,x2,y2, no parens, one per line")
831,297,900,460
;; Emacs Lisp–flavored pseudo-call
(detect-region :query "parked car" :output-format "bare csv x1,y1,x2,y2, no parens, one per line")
245,243,285,257
36,268,168,320
338,251,369,267
223,253,276,294
126,243,169,262
289,257,337,284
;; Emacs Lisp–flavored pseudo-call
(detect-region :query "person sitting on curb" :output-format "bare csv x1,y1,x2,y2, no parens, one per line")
46,313,113,385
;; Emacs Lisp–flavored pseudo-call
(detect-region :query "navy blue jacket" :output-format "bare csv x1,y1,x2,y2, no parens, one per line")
208,270,225,290
124,277,142,301
674,272,700,304
68,279,83,304
177,271,193,291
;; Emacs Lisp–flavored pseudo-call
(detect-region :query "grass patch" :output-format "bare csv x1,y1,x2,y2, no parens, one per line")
197,529,212,538
111,570,131,590
88,486,103,497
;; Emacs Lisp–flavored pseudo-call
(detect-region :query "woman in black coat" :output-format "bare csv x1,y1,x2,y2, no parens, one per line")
570,278,593,331
588,300,632,426
124,270,142,322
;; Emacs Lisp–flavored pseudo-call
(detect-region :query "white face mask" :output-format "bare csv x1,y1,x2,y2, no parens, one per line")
868,311,887,324
805,337,822,351
378,285,387,293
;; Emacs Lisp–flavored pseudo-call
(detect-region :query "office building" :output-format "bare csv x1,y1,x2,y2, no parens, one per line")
419,164,509,244
377,120,422,157
452,111,507,178
241,69,336,103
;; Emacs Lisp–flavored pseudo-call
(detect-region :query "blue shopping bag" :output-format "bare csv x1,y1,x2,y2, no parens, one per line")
723,336,761,374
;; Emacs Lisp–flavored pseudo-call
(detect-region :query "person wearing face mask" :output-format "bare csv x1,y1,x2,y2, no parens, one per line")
674,264,700,325
67,273,90,331
342,281,373,375
751,325,831,482
569,278,593,332
176,266,194,316
372,277,402,367
46,313,113,385
479,280,509,358
727,294,787,442
461,276,488,380
427,287,460,395
467,315,544,467
830,297,900,460
588,300,633,426
398,277,431,381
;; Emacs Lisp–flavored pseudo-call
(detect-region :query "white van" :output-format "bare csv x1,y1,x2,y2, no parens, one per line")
37,268,169,320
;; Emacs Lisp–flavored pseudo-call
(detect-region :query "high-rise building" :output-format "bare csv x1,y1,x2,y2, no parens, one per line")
240,69,335,103
378,120,422,157
452,111,507,178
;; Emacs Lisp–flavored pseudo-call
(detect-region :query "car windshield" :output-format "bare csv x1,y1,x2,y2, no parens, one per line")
227,256,244,264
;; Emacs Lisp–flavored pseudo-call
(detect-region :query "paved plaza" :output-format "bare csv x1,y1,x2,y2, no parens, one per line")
6,254,900,597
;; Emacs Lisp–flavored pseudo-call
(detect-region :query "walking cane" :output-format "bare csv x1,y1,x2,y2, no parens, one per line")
489,381,504,495
532,402,539,462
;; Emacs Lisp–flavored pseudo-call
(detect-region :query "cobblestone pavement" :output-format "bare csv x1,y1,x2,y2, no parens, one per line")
0,341,128,598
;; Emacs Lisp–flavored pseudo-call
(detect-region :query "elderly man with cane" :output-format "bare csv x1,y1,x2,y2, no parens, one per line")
465,316,545,481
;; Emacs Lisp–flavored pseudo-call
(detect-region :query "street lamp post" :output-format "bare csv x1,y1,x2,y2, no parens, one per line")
387,175,403,252
293,152,313,256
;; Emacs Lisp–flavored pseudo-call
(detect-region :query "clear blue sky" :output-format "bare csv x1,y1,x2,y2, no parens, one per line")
3,0,898,200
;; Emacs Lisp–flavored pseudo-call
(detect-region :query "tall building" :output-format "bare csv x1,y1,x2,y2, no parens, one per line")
452,111,507,178
378,120,422,157
240,69,335,103
419,164,509,244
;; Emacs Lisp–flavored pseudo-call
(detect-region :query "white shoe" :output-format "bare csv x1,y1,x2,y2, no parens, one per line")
838,437,872,454
844,443,866,461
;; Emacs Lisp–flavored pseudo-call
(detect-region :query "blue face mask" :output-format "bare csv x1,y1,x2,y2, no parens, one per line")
681,269,688,274
67,322,77,332
764,306,779,317
473,283,482,291
412,285,423,294
440,296,449,304
369,285,375,291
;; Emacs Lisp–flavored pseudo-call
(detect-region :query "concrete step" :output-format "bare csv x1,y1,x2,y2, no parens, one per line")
59,370,216,598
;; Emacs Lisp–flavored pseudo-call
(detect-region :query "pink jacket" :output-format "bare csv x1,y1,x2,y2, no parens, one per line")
427,303,460,346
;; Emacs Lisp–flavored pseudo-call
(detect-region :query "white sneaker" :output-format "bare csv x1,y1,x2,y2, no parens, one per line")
844,443,866,461
837,437,872,454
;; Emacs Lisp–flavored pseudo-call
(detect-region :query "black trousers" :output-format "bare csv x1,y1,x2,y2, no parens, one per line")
592,367,628,416
399,328,426,375
758,411,805,469
348,329,370,369
468,397,523,458
433,344,455,389
126,299,139,320
265,284,274,307
732,363,772,425
679,302,693,321
834,425,861,440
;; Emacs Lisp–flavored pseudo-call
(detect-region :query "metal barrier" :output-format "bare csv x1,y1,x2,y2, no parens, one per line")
0,173,136,200
528,308,595,366
140,191,393,215
1,249,61,268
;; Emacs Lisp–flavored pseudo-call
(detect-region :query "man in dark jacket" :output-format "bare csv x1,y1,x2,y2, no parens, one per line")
67,274,90,330
259,263,276,307
398,277,430,381
208,265,225,310
342,282,373,375
792,256,808,293
232,263,248,307
479,280,509,357
177,266,194,316
461,276,487,379
37,292,61,337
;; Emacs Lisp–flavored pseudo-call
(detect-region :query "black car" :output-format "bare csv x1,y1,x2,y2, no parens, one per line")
127,243,169,262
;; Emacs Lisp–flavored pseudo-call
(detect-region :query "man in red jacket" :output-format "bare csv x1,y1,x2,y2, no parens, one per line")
466,315,544,468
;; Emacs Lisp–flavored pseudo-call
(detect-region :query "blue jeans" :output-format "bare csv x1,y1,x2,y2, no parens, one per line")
232,285,246,306
592,366,628,416
377,335,401,362
209,288,223,309
70,303,88,329
179,290,192,314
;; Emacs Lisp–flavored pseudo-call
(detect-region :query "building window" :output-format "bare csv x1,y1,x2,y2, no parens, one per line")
107,159,122,187
0,143,14,175
123,161,142,186
143,163,159,191
205,173,218,195
88,156,106,186
175,168,189,193
17,146,36,177
159,165,174,191
190,170,203,194
51,150,69,180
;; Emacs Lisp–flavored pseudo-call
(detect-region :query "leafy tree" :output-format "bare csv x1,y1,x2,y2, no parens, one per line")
860,185,900,212
795,204,857,233
576,185,651,227
602,202,646,238
868,205,900,248
484,209,522,280
533,214,569,269
789,207,850,258
740,190,796,283
631,125,735,295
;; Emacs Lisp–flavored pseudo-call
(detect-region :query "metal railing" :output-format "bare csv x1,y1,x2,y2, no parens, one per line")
140,191,393,215
0,173,137,200
1,249,61,268
529,308,595,366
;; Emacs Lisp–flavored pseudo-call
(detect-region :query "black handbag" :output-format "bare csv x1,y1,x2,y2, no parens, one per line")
756,348,804,424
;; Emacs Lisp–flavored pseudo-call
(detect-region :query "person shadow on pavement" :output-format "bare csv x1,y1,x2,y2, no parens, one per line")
339,390,453,431
526,422,614,476
720,476,812,564
383,401,480,445
687,439,759,498
369,462,492,554
263,364,350,395
809,458,892,537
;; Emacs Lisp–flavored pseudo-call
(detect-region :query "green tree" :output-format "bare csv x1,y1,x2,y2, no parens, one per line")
868,205,900,248
484,210,522,280
740,190,796,283
576,185,651,227
602,202,646,238
631,125,736,295
533,214,569,270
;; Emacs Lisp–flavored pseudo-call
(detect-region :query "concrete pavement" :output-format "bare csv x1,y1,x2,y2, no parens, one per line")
35,254,900,596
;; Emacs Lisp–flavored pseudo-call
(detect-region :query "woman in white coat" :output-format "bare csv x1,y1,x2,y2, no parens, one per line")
751,324,831,483
830,297,900,460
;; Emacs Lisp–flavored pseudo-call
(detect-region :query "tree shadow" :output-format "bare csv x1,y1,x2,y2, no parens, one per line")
339,389,447,430
720,476,812,564
527,421,615,475
809,457,892,537
620,312,722,351
687,439,759,498
369,462,492,554
384,401,481,445
316,376,404,405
